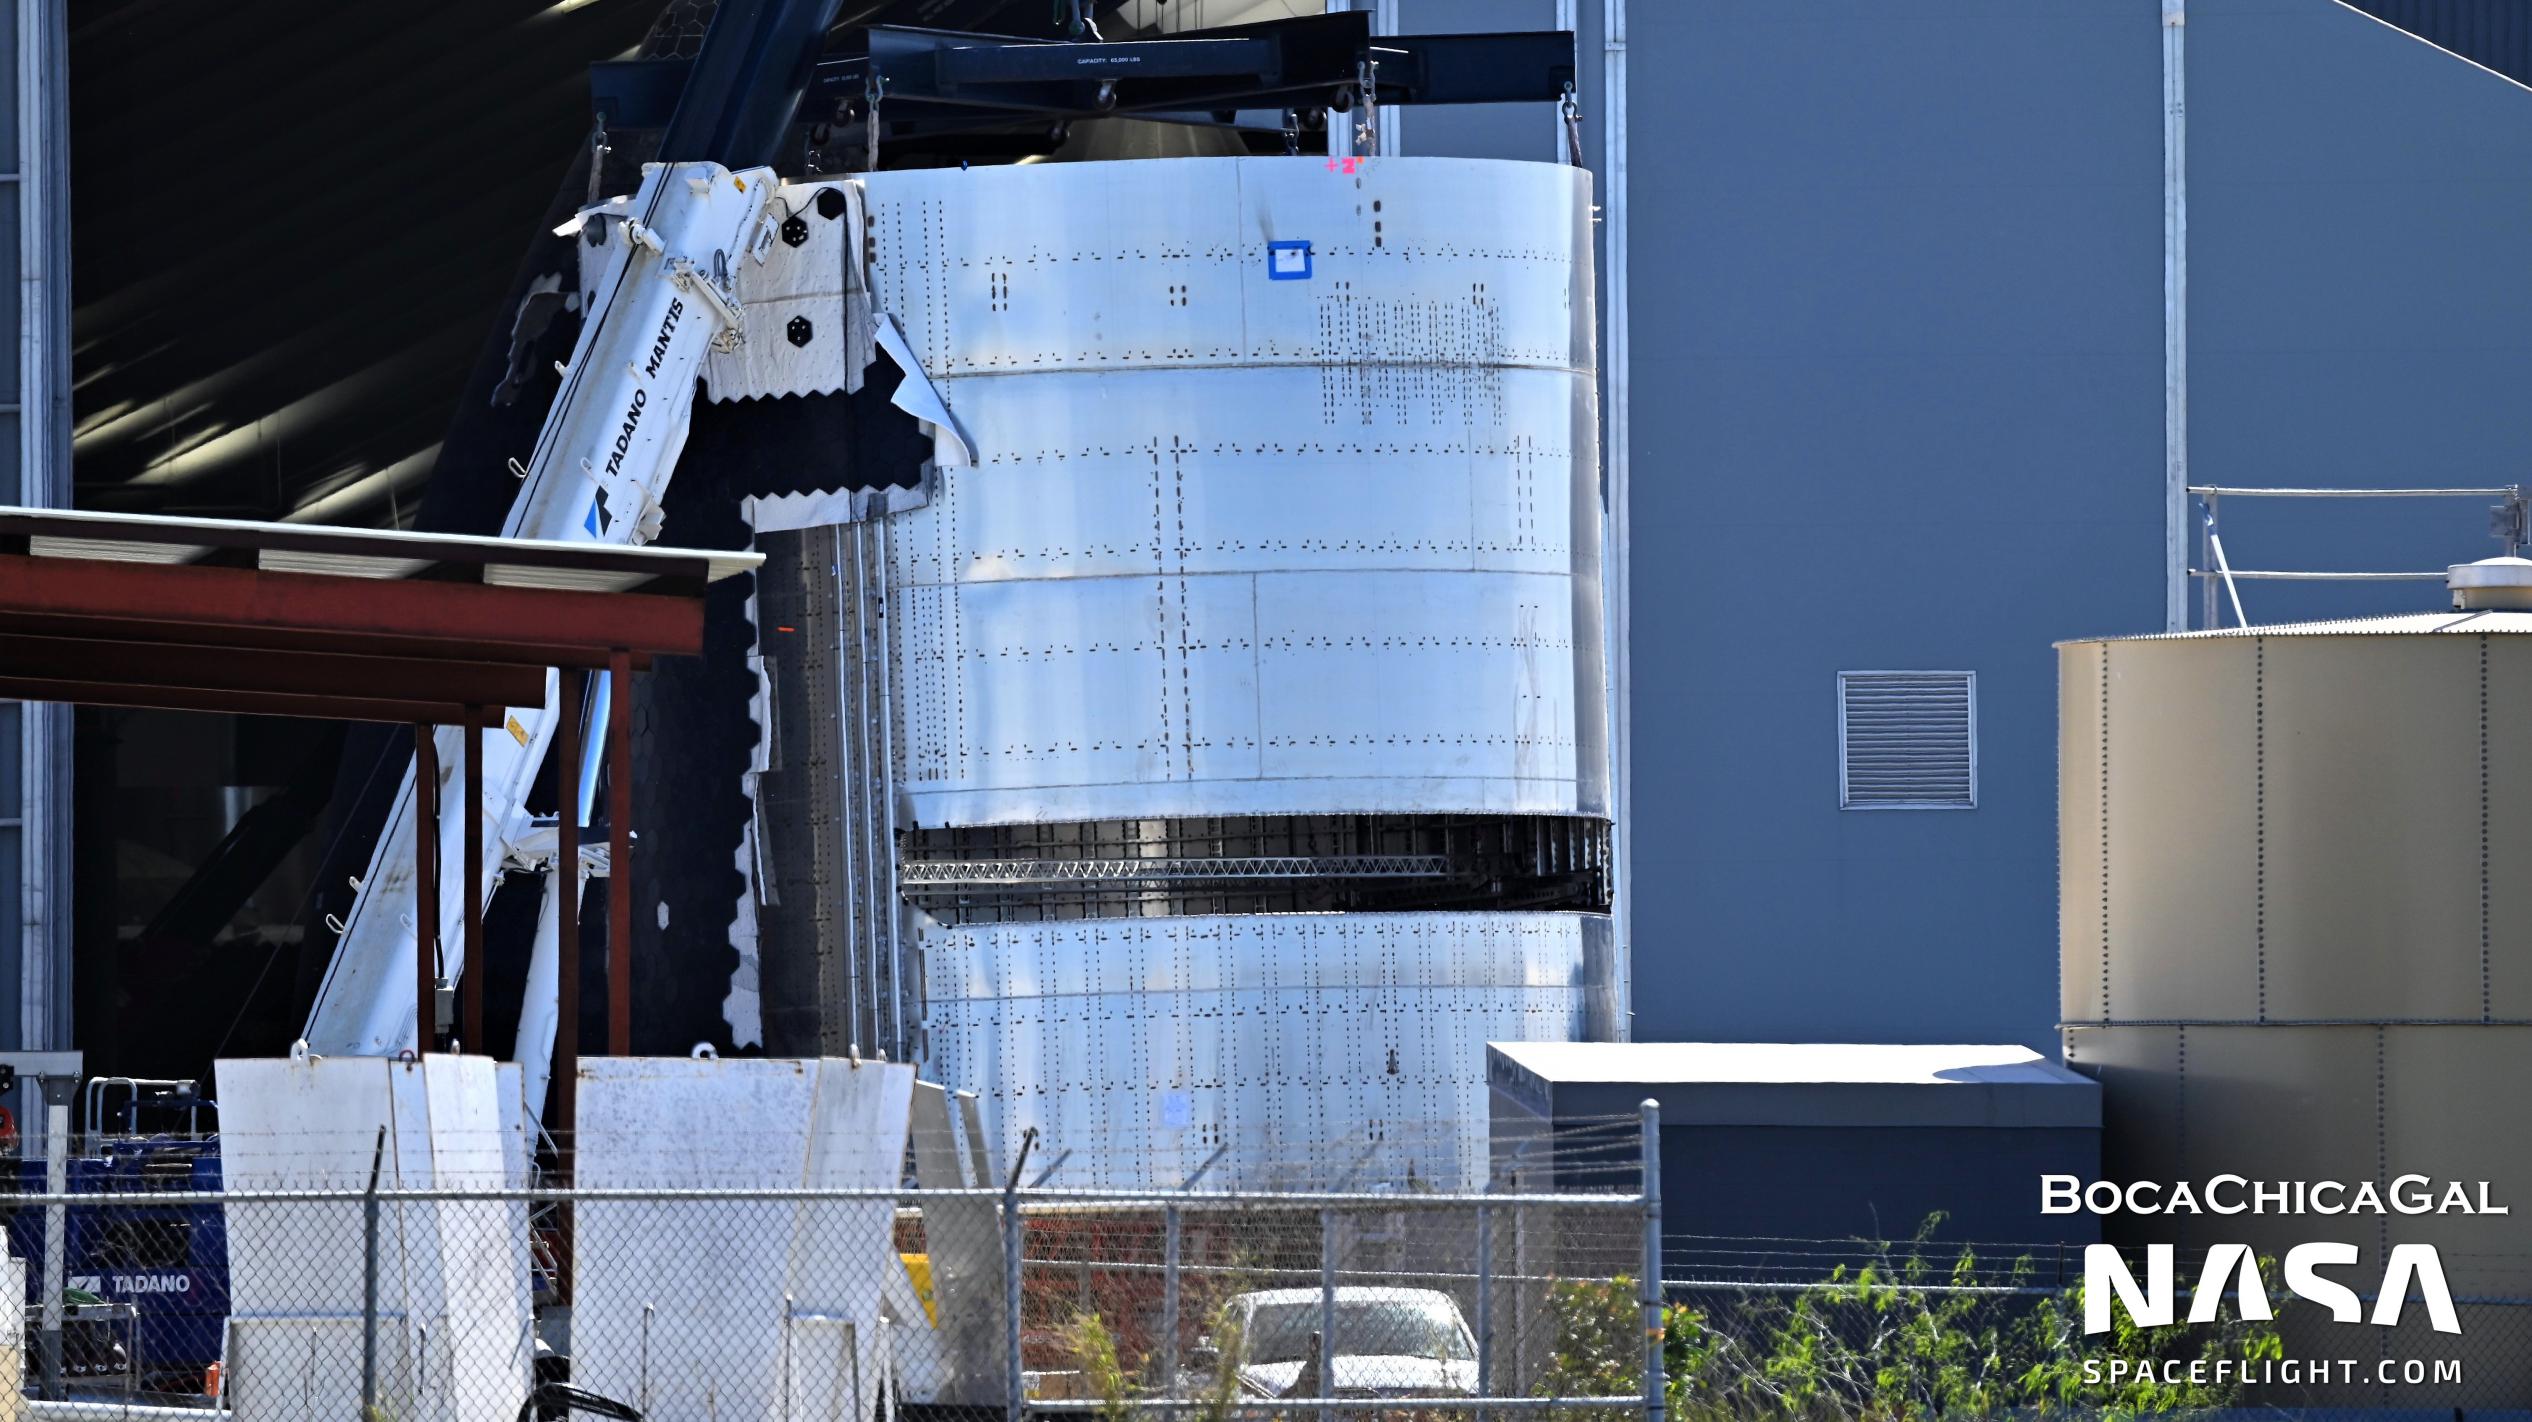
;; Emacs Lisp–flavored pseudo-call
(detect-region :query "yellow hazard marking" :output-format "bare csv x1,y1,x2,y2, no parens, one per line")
505,714,531,748
900,1253,939,1326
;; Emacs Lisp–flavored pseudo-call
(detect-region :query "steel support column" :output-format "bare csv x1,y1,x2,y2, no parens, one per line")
414,724,440,1053
607,648,633,1056
462,713,485,1049
556,670,584,1160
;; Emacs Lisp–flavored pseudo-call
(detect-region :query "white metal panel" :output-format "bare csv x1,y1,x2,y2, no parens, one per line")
790,1065,912,1420
229,1316,412,1422
704,179,869,403
214,1056,531,1422
857,157,1604,828
417,1060,533,1420
886,369,1579,585
905,1083,1001,1404
573,1059,815,1422
865,158,1587,378
1253,569,1577,786
923,911,1597,1190
493,1062,531,1190
572,1058,913,1422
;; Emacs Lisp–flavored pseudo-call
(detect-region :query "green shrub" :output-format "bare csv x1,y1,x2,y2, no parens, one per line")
1541,1218,2283,1419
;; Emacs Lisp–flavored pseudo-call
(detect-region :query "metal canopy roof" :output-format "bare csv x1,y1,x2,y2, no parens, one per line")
0,506,758,592
1487,1042,2101,1130
1488,1041,2081,1087
0,505,758,726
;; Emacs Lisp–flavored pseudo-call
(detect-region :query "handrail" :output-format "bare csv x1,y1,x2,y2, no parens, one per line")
2187,569,2449,581
2190,482,2527,627
2188,485,2519,499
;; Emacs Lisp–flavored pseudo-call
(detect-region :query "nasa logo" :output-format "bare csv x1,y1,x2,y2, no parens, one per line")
2086,1243,2458,1336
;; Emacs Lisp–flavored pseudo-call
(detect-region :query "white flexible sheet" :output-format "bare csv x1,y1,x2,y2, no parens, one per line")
570,1058,916,1422
214,1054,532,1422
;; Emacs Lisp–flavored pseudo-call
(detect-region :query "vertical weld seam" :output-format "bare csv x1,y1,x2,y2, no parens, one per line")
1176,437,1193,781
2375,1024,2389,1263
1152,439,1172,777
2174,1022,2188,1252
2100,647,2112,1022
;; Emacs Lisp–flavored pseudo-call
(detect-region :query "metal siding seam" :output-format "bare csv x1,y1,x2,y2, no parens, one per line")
1604,0,1631,1037
16,0,68,1050
2482,634,2491,1023
876,519,905,1055
2163,0,2190,631
2255,638,2265,1022
834,523,862,1055
2374,1026,2388,1268
2101,646,2112,1022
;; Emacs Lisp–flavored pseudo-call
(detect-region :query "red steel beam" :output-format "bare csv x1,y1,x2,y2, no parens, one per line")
0,632,548,710
0,554,706,659
0,676,506,727
0,611,657,672
607,649,634,1057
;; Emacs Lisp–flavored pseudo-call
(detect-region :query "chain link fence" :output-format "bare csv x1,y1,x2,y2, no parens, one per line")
12,1138,2528,1418
0,1175,1659,1422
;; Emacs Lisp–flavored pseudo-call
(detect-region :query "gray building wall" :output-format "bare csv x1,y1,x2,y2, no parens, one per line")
1407,0,2532,1053
2187,0,2532,627
1612,2,2163,1052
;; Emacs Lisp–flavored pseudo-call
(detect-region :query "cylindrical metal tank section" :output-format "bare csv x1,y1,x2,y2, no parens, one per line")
861,156,1614,1188
924,912,1610,1190
2060,574,2532,1402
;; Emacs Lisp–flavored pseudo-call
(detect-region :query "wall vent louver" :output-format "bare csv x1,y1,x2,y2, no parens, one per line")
1838,671,1977,810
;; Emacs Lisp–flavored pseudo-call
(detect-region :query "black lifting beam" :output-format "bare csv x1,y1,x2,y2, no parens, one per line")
593,13,1575,163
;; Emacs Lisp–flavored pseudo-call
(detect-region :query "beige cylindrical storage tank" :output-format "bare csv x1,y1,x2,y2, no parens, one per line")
2060,564,2532,1406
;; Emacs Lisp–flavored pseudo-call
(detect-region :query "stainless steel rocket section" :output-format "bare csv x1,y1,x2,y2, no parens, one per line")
764,155,1616,1189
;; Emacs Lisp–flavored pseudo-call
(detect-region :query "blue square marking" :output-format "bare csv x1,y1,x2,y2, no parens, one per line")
1267,240,1313,281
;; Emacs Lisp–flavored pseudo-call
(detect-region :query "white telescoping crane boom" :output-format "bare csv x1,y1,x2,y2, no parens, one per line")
301,161,778,1063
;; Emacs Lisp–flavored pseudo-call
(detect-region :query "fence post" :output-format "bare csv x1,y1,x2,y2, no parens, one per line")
1003,1132,1031,1422
362,1124,386,1422
1318,1207,1338,1422
1475,1199,1492,1420
640,1301,655,1416
1640,1100,1663,1422
37,1075,66,1402
1161,1203,1181,1412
